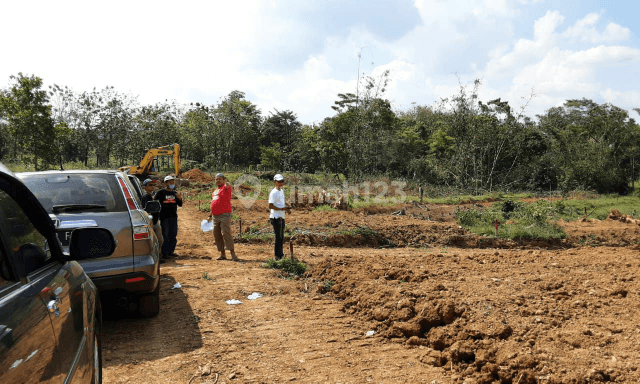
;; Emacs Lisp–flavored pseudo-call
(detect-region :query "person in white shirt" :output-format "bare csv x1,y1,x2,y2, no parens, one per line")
268,174,291,260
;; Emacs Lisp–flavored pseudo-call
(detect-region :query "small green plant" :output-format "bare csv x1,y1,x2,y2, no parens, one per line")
323,280,335,290
263,257,308,278
202,272,212,280
340,226,379,239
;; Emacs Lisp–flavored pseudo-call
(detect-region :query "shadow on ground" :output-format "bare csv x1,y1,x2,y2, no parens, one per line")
100,274,203,367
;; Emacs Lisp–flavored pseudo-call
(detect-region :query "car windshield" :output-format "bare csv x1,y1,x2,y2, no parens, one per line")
19,173,127,213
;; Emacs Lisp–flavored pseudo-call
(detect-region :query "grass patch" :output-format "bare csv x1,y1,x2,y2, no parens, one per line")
456,199,566,240
312,205,337,212
555,195,640,221
263,257,308,278
184,191,212,201
350,199,397,209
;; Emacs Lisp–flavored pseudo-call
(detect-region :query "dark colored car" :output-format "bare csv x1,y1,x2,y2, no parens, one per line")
0,162,116,383
16,170,161,317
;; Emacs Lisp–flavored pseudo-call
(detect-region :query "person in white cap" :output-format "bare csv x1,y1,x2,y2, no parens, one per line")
154,175,183,261
268,173,291,260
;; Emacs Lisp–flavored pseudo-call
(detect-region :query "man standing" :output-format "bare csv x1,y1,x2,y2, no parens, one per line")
141,178,163,251
268,174,290,260
209,173,237,261
154,175,183,261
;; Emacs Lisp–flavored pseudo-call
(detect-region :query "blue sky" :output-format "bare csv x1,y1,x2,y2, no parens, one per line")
1,0,639,124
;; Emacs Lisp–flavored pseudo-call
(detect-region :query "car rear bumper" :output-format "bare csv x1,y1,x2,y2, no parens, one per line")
90,271,159,294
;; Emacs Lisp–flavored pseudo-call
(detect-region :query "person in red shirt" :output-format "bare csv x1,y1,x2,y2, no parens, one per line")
208,173,237,261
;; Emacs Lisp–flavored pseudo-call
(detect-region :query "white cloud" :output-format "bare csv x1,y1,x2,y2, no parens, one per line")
477,8,640,118
485,11,563,78
414,0,525,24
601,89,640,109
563,12,630,43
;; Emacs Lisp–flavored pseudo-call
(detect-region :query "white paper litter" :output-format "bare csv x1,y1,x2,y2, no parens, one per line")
365,330,375,337
172,282,182,289
247,292,263,300
226,299,242,305
200,219,214,232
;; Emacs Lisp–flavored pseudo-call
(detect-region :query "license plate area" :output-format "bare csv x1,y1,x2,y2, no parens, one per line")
56,220,99,247
57,230,73,247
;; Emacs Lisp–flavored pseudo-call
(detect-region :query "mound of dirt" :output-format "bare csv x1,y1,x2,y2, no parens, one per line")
182,168,214,183
306,248,640,383
237,184,254,195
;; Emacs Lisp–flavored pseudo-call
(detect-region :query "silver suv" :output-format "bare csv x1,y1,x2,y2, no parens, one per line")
17,170,161,317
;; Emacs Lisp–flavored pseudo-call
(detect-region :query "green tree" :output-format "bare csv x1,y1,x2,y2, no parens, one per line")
213,91,262,168
259,142,283,171
539,99,640,193
261,109,302,170
0,73,56,170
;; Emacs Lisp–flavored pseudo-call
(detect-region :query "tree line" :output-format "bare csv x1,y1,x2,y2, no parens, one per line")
1,72,639,194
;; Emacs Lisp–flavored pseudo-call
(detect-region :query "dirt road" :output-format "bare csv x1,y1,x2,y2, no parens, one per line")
101,199,640,384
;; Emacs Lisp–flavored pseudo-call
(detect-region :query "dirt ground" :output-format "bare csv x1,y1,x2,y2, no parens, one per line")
101,197,640,384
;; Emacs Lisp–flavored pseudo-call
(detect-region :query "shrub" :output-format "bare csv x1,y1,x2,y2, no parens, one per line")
263,257,308,278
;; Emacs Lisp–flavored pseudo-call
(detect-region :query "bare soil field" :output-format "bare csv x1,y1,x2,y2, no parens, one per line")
101,196,640,384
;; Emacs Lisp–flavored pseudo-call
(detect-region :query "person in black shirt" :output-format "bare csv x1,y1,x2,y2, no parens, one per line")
141,178,163,251
154,175,183,260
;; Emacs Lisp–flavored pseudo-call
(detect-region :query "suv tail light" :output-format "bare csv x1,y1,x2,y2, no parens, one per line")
118,178,137,211
133,226,150,240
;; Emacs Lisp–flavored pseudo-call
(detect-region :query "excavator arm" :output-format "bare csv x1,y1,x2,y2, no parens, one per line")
118,144,181,179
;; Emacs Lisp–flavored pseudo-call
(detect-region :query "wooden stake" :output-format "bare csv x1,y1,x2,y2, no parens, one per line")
239,218,242,234
289,242,294,259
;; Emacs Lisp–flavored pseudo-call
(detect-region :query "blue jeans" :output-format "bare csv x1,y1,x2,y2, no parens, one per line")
161,217,178,256
270,218,285,259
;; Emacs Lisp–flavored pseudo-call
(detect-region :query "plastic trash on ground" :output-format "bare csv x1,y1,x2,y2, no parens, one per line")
365,330,375,337
247,292,263,300
172,282,182,290
201,219,214,232
226,299,242,305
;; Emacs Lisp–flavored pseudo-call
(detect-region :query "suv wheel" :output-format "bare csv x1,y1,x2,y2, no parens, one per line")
138,281,160,317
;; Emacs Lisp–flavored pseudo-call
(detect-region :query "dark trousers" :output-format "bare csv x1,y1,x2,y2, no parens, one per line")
161,217,178,256
270,218,285,259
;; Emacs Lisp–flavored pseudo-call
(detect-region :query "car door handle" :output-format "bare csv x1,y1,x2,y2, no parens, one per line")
47,299,60,317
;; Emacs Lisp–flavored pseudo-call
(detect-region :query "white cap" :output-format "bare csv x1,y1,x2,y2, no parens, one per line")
274,174,284,181
164,175,175,182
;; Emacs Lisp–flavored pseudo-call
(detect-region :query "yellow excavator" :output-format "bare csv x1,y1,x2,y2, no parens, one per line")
118,144,187,184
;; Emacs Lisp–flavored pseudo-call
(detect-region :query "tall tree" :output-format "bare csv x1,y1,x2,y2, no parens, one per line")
261,109,302,170
0,73,56,170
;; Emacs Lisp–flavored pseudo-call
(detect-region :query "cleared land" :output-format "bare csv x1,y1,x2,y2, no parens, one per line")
101,192,640,384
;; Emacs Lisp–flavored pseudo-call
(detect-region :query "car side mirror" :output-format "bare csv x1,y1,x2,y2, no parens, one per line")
145,200,161,214
68,228,116,260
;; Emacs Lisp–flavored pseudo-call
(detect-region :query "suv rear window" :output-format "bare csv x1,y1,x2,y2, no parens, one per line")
19,173,128,213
